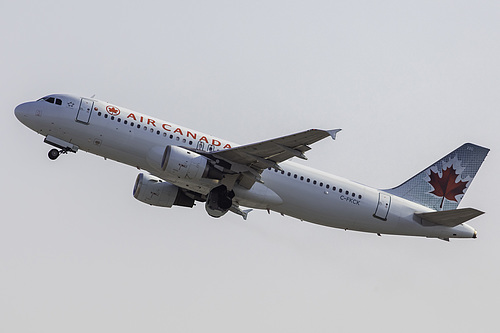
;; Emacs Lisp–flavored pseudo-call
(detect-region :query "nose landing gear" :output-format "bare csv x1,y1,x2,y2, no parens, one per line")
44,136,79,160
48,148,69,160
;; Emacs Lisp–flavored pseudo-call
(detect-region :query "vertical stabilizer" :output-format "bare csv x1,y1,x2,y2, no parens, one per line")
385,143,489,211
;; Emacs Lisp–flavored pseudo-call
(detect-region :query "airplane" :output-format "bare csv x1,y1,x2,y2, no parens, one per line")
14,94,490,240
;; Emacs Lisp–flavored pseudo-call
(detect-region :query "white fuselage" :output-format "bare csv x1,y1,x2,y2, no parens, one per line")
14,94,476,239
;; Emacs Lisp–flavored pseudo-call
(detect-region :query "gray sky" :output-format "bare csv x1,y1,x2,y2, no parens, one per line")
1,1,499,332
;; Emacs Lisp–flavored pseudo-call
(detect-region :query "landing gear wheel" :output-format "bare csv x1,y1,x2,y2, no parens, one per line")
48,149,60,160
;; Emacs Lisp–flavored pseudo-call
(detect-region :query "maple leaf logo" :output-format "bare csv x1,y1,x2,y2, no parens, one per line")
428,166,468,209
106,105,120,116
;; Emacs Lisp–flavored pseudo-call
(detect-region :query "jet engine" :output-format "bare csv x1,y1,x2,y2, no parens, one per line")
147,145,223,180
133,173,194,208
205,185,235,218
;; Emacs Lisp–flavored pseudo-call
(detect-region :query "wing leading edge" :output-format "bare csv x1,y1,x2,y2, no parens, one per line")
211,128,341,170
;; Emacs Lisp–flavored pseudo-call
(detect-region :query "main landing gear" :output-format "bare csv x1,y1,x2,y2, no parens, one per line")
48,148,69,160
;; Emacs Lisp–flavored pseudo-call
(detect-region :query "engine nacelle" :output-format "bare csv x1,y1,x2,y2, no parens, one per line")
147,145,223,180
133,173,194,208
205,185,235,218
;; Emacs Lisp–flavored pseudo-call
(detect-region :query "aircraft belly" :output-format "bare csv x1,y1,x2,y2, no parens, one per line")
233,182,283,209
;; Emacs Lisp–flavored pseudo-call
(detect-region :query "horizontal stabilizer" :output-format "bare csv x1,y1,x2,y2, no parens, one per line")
415,208,484,227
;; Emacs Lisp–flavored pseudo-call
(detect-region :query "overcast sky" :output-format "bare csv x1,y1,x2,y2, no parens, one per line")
1,1,499,332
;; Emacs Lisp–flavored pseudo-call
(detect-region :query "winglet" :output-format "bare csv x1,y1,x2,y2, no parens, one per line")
327,129,342,140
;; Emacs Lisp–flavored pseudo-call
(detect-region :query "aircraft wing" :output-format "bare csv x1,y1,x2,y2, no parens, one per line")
207,129,340,187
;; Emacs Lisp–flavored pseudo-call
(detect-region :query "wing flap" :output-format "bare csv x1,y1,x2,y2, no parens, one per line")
415,208,484,227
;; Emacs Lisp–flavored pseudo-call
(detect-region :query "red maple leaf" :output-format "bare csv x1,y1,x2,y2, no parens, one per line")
428,166,468,208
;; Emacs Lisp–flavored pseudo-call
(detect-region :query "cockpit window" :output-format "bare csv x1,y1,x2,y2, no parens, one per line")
38,96,63,106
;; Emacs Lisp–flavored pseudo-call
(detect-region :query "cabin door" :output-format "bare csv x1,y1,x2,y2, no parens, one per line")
374,193,391,220
76,98,94,124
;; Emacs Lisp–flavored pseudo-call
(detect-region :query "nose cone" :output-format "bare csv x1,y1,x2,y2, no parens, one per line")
15,102,29,122
14,102,35,127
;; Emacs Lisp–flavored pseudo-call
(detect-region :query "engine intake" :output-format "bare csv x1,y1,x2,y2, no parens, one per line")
133,173,194,208
147,145,223,180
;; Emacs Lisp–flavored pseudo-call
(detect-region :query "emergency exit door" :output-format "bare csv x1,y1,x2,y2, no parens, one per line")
374,193,391,220
76,98,94,124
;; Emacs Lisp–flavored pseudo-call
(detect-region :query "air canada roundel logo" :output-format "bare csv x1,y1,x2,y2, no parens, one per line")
106,105,120,116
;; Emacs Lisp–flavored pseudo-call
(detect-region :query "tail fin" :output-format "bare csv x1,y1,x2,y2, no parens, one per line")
385,143,489,211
